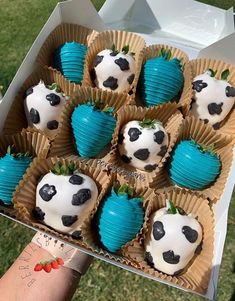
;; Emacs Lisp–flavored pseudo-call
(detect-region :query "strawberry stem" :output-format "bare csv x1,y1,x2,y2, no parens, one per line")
208,69,217,77
47,83,62,93
190,137,216,155
51,162,78,176
167,200,177,214
139,118,161,129
221,69,230,81
117,184,134,197
7,145,31,158
122,45,129,54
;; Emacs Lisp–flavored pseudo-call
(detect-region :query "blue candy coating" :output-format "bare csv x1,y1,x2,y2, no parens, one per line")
53,42,87,84
71,103,116,158
0,153,32,205
168,140,221,190
97,189,144,253
140,57,184,107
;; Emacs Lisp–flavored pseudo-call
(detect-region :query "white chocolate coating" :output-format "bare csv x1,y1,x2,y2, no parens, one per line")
145,206,202,275
35,171,98,235
94,49,135,93
118,120,169,172
190,71,235,127
24,80,66,135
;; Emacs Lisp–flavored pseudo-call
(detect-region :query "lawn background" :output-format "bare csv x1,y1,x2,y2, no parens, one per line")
0,1,235,300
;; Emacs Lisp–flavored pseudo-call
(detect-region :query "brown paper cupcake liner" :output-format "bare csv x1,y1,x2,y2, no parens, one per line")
82,30,146,98
150,116,234,203
185,58,235,137
123,187,214,294
36,23,98,68
13,156,111,248
3,66,76,140
136,44,192,109
107,103,183,186
50,86,132,158
80,172,155,264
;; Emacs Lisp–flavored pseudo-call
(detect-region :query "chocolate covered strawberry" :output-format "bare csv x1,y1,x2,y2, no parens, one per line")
33,162,98,237
140,49,184,106
96,184,144,253
71,101,116,158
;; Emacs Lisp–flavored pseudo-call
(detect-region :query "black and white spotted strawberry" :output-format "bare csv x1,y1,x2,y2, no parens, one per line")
71,101,116,158
145,201,202,275
33,162,98,238
24,81,66,135
118,118,169,172
92,45,135,93
190,69,235,129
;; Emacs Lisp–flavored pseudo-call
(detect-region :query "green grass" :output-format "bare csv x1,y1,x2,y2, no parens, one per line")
0,0,235,300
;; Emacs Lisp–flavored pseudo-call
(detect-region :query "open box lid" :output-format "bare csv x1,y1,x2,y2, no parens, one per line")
99,0,235,61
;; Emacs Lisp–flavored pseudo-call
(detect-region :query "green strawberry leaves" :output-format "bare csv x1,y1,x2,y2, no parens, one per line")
7,145,31,158
139,118,162,129
159,48,172,61
221,69,230,81
117,184,134,197
208,69,217,78
47,83,62,93
51,162,78,176
167,200,177,214
190,137,217,156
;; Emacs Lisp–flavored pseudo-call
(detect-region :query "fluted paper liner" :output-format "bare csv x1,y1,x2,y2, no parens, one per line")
13,157,111,249
186,58,235,137
82,30,145,97
50,86,133,158
123,187,214,294
150,116,234,203
108,103,183,186
81,172,155,264
138,44,192,109
3,66,76,140
36,23,98,68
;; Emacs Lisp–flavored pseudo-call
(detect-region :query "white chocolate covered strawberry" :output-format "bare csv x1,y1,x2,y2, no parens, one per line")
190,69,235,129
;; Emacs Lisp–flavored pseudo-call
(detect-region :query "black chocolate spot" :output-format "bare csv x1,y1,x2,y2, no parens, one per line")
47,120,59,130
90,68,96,82
203,119,209,124
127,74,135,85
118,133,125,144
29,108,40,124
46,93,61,106
72,188,91,206
154,130,165,144
173,268,184,276
32,207,45,221
213,122,221,130
39,184,57,202
115,57,130,71
144,251,154,267
195,242,203,255
192,80,208,92
25,87,33,97
128,127,142,142
153,221,165,240
144,164,157,172
110,51,118,57
134,148,150,160
225,86,235,97
208,102,223,115
69,175,84,185
61,215,78,227
157,145,167,157
182,226,198,243
121,154,132,164
103,76,118,90
94,55,104,67
71,230,82,239
163,250,180,264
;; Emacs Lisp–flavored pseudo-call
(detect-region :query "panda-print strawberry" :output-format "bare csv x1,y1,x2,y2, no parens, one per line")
24,81,66,135
118,119,169,172
34,164,98,237
190,70,235,129
92,46,135,93
144,201,202,276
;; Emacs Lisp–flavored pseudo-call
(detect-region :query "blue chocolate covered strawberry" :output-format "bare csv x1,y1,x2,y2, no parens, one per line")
71,101,116,158
0,146,32,205
96,184,144,253
140,49,184,106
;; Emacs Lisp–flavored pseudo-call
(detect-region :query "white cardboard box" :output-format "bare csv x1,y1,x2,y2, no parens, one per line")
0,1,235,300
